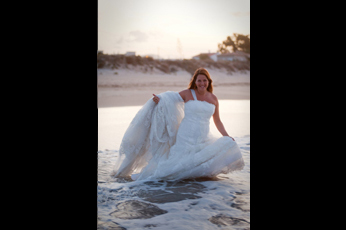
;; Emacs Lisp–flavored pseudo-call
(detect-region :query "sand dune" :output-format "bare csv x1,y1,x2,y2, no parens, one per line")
97,67,250,107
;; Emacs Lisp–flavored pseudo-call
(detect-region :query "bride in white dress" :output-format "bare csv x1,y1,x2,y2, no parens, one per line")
112,68,244,181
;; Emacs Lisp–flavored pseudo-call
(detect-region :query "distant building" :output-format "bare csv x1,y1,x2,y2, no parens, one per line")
192,52,219,62
217,51,249,62
125,52,136,56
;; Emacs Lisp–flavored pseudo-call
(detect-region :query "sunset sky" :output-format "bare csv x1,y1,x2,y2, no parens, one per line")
98,0,250,59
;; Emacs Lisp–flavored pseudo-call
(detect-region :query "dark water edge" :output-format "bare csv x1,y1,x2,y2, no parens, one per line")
97,137,250,229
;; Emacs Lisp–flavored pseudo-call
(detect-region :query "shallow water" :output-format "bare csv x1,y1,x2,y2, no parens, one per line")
98,100,250,229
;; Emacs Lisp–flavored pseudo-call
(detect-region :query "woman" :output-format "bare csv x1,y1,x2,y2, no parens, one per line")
112,68,244,181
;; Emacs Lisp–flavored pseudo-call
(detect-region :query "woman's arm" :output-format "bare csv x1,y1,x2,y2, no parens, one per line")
212,97,235,141
179,89,189,102
153,89,187,104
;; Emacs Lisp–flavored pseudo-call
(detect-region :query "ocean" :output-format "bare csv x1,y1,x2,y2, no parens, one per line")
98,100,250,229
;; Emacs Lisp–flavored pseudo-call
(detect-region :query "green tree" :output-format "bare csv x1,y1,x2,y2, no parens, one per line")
217,33,250,53
235,34,250,53
218,36,236,54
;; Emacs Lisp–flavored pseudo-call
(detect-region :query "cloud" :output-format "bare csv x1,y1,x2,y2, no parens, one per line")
126,30,148,43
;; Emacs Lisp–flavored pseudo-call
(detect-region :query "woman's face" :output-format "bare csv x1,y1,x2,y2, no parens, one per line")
195,74,209,91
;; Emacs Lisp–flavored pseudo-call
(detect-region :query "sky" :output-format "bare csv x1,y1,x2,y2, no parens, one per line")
98,0,250,59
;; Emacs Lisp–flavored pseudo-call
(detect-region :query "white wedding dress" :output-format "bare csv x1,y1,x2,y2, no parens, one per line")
112,89,244,181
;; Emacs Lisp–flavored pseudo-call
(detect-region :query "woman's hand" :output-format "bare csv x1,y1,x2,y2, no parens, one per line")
228,136,235,141
153,94,160,104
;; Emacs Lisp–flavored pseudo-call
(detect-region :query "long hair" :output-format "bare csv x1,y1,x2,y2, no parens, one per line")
188,68,213,93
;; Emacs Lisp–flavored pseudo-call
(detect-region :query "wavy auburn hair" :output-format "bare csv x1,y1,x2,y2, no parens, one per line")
188,68,213,93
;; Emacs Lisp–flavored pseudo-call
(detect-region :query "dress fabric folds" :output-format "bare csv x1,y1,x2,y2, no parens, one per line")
112,90,244,181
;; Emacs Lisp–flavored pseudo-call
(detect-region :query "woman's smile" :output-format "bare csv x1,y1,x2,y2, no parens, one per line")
196,74,208,91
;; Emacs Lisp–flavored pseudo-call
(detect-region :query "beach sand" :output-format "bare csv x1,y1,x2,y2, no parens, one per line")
97,67,250,107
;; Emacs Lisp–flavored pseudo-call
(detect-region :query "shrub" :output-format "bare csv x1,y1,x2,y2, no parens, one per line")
97,59,105,68
125,56,136,66
170,66,178,73
156,62,170,73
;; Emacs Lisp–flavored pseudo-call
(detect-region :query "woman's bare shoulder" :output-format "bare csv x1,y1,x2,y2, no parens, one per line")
179,89,190,101
209,92,219,105
209,92,218,100
179,89,190,96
